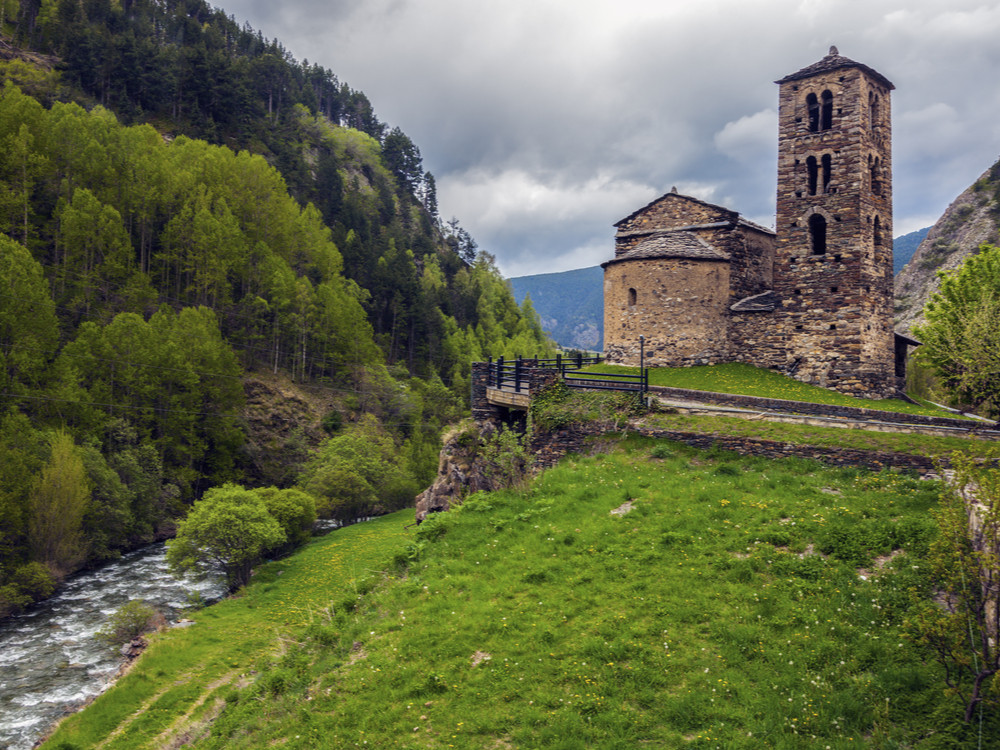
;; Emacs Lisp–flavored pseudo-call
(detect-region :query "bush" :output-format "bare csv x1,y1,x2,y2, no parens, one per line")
530,383,646,431
0,562,57,618
479,425,532,490
96,600,161,646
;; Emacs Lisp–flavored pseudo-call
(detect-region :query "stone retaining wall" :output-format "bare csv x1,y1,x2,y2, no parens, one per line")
531,420,942,476
648,385,995,432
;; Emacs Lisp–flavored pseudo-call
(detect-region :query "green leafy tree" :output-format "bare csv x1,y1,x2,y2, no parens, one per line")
299,414,417,519
914,244,1000,417
907,451,1000,723
28,430,91,576
166,483,285,591
0,234,58,408
254,487,317,554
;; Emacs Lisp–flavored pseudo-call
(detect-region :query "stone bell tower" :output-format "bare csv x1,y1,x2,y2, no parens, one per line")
772,47,895,398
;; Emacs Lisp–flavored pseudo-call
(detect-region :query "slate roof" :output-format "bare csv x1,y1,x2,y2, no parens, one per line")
614,190,775,237
776,46,894,90
604,231,729,266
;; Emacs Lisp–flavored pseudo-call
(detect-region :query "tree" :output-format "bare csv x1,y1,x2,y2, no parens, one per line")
907,452,1000,723
254,486,316,554
0,234,58,408
381,126,422,195
914,244,1000,417
166,483,285,590
298,414,416,519
29,430,91,576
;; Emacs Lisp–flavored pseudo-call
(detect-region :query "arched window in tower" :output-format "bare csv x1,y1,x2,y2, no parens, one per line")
806,156,818,195
821,154,832,193
870,156,881,196
869,92,880,131
873,216,883,247
820,91,834,130
809,214,827,255
628,288,637,307
807,93,820,132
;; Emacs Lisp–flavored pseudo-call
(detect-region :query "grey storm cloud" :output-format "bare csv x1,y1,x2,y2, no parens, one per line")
221,0,1000,277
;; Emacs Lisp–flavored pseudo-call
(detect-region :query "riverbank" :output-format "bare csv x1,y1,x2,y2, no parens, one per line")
40,436,997,747
39,511,412,749
0,544,227,750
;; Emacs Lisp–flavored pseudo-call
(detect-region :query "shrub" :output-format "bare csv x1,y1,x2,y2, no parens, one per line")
96,600,162,646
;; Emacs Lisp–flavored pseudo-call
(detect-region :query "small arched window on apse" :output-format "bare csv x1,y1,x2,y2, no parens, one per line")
873,216,883,247
807,93,820,132
809,214,827,255
806,156,818,195
821,154,832,193
628,287,637,307
820,91,834,130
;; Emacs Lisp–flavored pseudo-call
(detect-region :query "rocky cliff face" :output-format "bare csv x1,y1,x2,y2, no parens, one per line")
414,423,496,522
895,160,1000,334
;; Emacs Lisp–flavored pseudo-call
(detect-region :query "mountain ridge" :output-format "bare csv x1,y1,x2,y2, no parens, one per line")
895,159,1000,335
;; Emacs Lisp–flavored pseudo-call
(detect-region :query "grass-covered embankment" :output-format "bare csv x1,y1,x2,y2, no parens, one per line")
41,513,413,750
642,411,998,459
46,436,998,748
586,362,967,420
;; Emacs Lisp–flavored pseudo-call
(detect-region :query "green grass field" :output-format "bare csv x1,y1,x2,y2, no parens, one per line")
44,436,998,749
585,362,968,420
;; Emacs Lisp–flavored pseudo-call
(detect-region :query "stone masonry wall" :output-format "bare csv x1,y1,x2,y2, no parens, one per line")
762,59,896,399
728,227,776,302
604,258,731,367
614,194,734,257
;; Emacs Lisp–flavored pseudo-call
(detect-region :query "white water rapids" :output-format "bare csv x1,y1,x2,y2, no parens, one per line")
0,544,227,750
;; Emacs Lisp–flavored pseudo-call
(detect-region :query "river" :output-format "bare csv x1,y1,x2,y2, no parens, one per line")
0,544,228,750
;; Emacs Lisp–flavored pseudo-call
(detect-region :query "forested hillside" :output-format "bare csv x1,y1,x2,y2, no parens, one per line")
509,265,604,350
0,0,552,617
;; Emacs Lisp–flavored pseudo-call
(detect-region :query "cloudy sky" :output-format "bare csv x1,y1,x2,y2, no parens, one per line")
221,0,1000,278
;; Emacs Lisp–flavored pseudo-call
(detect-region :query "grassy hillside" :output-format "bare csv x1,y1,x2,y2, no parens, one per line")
43,436,994,749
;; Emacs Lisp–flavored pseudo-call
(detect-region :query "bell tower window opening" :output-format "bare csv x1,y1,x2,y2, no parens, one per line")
870,156,881,196
806,156,818,195
809,214,827,255
873,216,883,247
870,92,880,130
807,93,820,132
821,154,832,193
820,91,834,130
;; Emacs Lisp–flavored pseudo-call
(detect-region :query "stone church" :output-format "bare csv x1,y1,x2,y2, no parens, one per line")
602,48,914,399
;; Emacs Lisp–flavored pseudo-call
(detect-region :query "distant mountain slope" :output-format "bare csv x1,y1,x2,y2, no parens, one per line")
893,227,930,276
895,159,1000,334
509,266,604,350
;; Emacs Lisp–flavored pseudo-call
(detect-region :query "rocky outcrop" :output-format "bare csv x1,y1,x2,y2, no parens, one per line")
414,423,495,522
895,160,1000,335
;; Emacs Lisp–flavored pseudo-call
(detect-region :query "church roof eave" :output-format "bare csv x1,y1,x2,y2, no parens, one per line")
776,46,894,90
